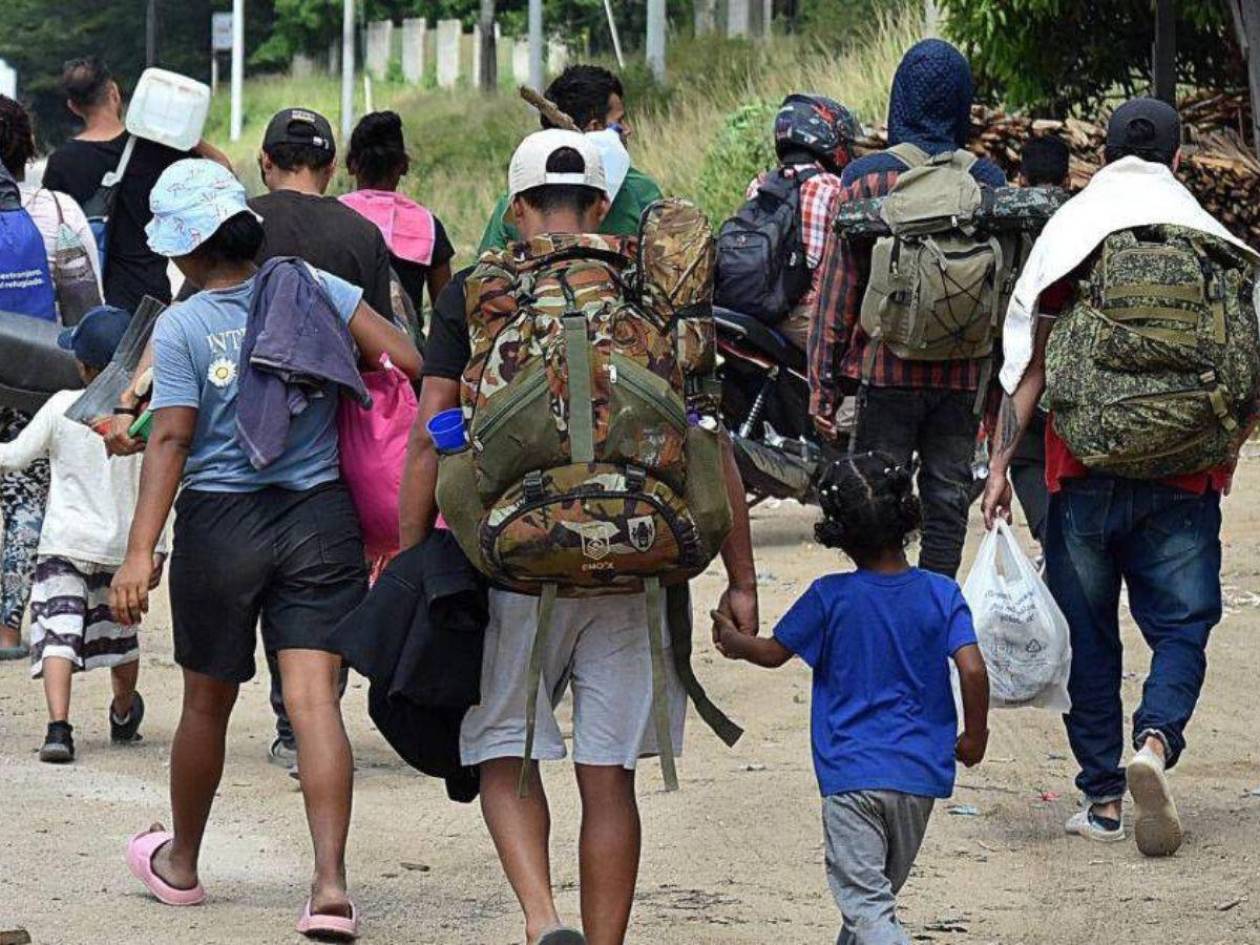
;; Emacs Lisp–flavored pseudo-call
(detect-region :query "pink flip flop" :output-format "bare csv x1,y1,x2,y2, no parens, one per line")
297,898,360,941
125,830,207,906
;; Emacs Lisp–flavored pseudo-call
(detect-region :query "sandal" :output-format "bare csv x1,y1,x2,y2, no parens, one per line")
297,898,360,941
125,829,206,906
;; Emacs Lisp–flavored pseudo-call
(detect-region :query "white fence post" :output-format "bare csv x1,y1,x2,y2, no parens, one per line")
401,18,426,84
366,20,393,80
512,38,531,84
727,0,750,38
436,19,462,89
547,36,568,75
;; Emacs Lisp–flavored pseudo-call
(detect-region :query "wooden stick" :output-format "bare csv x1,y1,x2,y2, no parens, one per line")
518,85,580,132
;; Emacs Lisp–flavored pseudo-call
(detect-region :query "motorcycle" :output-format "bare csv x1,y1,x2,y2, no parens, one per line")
714,306,834,505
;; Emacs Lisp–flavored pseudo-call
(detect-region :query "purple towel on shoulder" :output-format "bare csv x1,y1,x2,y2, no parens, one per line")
235,257,370,470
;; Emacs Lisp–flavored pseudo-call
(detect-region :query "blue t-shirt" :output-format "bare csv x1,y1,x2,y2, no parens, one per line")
150,269,363,492
774,568,977,799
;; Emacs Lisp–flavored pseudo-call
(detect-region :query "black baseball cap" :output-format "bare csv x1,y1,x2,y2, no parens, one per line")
1106,97,1181,164
262,107,336,155
57,305,130,370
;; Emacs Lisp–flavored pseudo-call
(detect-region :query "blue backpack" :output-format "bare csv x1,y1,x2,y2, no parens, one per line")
0,207,56,321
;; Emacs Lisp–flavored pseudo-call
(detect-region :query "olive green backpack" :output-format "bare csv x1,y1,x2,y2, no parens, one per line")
1045,225,1260,479
436,198,740,791
859,144,1012,377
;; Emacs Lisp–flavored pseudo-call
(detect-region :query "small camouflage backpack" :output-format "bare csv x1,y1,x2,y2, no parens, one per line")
1045,225,1260,479
859,144,1012,368
436,198,738,791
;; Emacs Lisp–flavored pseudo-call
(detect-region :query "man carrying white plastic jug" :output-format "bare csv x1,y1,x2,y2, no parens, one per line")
43,57,230,312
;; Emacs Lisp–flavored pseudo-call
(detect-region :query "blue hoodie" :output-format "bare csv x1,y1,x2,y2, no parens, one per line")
841,39,1006,188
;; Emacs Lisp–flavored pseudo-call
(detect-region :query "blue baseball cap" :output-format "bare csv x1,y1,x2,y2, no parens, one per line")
146,158,262,258
58,305,131,370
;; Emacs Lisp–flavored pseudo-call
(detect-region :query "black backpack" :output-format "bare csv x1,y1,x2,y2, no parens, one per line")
714,166,817,324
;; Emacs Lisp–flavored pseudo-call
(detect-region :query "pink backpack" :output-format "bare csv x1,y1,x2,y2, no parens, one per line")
337,354,418,558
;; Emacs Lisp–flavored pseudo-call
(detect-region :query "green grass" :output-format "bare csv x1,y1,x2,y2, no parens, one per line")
205,10,924,262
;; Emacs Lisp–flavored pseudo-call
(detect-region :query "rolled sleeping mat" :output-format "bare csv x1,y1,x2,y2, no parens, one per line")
0,311,82,414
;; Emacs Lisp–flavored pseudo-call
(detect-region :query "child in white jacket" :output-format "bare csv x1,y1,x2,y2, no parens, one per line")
0,306,166,763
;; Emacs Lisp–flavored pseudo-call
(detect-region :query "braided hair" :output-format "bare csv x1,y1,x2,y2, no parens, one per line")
814,452,923,562
347,110,409,188
0,96,35,178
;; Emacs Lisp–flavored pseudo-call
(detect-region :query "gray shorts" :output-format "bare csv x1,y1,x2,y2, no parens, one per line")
459,589,687,770
823,791,935,945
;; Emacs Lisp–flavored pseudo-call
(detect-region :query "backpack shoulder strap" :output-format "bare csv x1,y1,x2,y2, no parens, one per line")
887,142,930,170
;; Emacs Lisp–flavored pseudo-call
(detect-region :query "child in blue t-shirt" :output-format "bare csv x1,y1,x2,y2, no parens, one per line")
714,452,990,945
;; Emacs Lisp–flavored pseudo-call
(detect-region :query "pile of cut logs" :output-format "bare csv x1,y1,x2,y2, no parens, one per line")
856,91,1260,245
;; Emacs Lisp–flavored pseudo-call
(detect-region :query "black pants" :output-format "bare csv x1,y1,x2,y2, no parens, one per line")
1009,411,1049,546
851,387,979,578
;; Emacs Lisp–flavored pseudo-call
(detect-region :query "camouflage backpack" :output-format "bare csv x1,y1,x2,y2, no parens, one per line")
436,198,738,791
1045,225,1260,479
859,144,1013,371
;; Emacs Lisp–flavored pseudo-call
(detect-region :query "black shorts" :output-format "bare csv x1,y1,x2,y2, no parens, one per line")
169,482,367,684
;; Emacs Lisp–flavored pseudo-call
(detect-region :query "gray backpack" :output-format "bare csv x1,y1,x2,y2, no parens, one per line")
859,144,1008,365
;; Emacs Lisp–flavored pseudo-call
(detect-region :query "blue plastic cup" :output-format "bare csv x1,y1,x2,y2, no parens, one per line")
427,407,468,453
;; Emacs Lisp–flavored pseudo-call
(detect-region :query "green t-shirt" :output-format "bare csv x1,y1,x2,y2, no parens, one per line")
476,165,664,254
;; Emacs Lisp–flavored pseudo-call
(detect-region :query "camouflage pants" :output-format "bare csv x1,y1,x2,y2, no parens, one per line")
0,409,50,630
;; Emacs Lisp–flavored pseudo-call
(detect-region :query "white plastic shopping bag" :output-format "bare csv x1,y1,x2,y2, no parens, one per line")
960,520,1072,712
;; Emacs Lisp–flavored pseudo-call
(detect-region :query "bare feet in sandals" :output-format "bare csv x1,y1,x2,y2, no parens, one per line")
126,823,205,906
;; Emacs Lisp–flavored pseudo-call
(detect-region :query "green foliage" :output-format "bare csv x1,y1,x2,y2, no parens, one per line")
941,0,1244,114
798,0,914,51
695,100,777,222
0,0,277,145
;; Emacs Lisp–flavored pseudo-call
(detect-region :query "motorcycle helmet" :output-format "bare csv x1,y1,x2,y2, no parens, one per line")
773,93,862,173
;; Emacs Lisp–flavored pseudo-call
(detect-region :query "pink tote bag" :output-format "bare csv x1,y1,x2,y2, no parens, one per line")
338,354,418,558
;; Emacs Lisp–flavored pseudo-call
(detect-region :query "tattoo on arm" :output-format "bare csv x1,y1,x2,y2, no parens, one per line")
994,395,1025,463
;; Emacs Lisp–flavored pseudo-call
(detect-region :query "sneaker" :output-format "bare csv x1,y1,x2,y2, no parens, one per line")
110,692,146,744
1127,745,1183,857
39,721,75,764
269,736,298,768
1065,807,1125,843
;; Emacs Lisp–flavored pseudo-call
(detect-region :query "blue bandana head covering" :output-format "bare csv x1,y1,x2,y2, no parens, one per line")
146,158,261,257
887,39,974,155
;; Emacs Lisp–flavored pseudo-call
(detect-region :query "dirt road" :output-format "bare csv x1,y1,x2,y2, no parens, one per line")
4,465,1260,945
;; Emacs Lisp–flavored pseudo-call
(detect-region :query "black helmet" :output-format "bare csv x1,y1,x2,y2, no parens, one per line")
774,93,861,173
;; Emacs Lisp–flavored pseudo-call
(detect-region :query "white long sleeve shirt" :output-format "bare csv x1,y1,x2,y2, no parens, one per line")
0,390,165,566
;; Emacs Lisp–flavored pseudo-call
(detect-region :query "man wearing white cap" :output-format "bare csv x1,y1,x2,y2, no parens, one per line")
400,130,758,945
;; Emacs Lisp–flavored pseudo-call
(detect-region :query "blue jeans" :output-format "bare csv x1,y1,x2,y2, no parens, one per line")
1044,477,1222,803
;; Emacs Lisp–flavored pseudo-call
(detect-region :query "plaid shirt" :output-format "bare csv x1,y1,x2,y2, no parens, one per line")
807,169,989,422
746,164,845,310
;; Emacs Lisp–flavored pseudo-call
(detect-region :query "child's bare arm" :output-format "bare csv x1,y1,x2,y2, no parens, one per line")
953,643,990,767
711,609,793,668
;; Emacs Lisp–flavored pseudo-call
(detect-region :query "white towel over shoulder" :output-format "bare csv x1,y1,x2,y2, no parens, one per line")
999,156,1260,394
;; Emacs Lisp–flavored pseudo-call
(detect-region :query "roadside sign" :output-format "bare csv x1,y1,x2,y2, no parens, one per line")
212,12,234,52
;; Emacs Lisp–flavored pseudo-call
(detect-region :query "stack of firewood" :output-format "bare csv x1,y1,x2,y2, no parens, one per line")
855,90,1260,245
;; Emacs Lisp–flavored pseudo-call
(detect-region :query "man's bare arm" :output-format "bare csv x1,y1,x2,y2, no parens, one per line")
982,318,1052,528
398,378,459,550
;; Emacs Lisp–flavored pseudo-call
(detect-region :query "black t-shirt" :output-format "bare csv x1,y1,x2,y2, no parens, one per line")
392,216,455,312
247,190,394,318
422,267,474,381
43,133,189,312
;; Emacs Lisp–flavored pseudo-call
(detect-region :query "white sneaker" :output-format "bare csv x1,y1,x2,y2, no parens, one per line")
1127,745,1183,857
1065,807,1125,843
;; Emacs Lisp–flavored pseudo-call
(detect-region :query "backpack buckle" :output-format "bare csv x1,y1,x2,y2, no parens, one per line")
1200,370,1218,386
626,465,648,493
523,471,545,502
